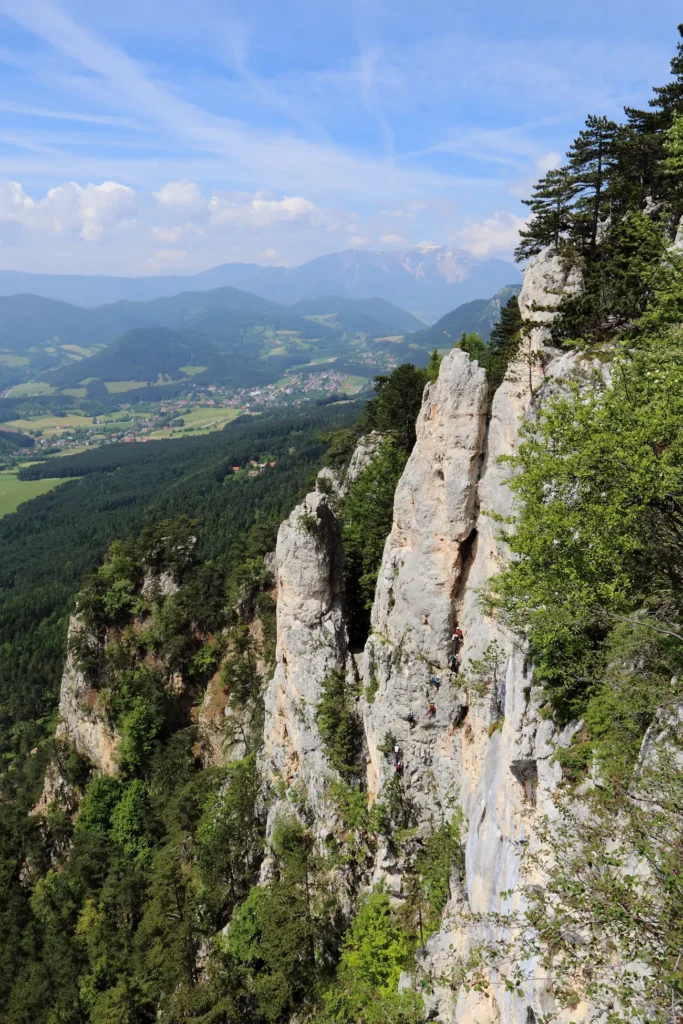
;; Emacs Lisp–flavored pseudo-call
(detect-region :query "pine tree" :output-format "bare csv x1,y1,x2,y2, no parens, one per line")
486,295,522,399
644,22,683,123
623,25,683,208
515,166,578,260
567,115,620,255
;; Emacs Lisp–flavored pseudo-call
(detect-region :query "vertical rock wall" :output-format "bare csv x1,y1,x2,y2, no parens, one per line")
260,487,354,842
362,349,487,821
258,248,588,1020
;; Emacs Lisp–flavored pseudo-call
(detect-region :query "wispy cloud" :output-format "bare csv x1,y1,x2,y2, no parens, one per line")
0,101,143,129
0,0,675,272
0,0,485,205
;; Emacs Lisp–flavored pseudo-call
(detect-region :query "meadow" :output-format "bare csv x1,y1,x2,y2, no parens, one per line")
0,471,67,518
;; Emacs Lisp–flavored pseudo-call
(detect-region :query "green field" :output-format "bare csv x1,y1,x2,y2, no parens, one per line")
0,353,29,367
179,365,207,376
60,344,97,358
5,413,89,435
61,387,87,398
340,375,368,394
105,380,149,394
148,406,244,439
6,382,56,398
0,472,68,518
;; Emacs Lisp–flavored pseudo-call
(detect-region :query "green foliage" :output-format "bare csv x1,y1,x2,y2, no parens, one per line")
412,814,464,937
515,27,683,342
425,349,442,382
0,403,364,1023
76,775,123,835
196,755,263,925
490,303,683,723
364,675,379,703
220,626,266,752
460,640,505,701
339,888,411,992
484,294,522,399
316,888,424,1024
455,331,487,365
361,364,428,455
225,815,334,1024
340,438,408,644
116,697,164,776
109,780,150,858
315,669,362,781
59,742,93,790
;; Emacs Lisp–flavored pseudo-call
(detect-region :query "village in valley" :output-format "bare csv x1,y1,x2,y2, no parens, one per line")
0,362,370,465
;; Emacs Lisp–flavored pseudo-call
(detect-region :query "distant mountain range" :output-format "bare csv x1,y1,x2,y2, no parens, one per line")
0,275,521,397
0,245,520,322
409,284,522,348
0,287,426,392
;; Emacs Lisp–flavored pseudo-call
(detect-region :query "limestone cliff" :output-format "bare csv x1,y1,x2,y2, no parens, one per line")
258,248,592,1021
260,487,354,843
363,348,487,822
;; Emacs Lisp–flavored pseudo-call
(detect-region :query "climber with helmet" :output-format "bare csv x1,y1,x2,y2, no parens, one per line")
407,711,416,727
429,674,441,689
449,653,458,673
394,742,402,757
427,701,437,719
452,627,464,648
395,761,404,774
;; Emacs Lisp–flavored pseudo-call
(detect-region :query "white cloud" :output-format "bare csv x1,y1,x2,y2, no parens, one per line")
0,180,35,220
261,247,277,260
208,192,317,227
348,235,370,247
536,151,562,174
146,248,189,271
151,224,184,242
380,232,407,246
452,210,527,258
153,179,205,210
0,178,136,241
150,222,199,243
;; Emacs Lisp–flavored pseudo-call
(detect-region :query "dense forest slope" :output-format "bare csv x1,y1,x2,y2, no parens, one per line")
2,24,683,1024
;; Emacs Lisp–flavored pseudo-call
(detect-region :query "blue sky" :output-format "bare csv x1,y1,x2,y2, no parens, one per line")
0,0,681,275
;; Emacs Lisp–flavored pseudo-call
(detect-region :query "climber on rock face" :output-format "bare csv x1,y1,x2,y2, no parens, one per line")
427,701,436,719
395,761,403,773
407,711,416,727
429,674,441,689
394,742,402,756
449,654,458,673
452,628,464,648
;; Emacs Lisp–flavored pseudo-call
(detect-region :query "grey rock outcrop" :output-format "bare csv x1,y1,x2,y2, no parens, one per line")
260,488,354,841
34,617,119,815
54,618,119,776
363,348,487,818
358,249,590,1022
344,431,384,489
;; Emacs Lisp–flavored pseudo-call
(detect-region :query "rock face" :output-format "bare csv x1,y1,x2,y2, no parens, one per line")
344,431,385,489
258,248,591,1020
34,617,119,815
260,488,354,841
363,349,487,818
412,254,586,1024
54,618,119,776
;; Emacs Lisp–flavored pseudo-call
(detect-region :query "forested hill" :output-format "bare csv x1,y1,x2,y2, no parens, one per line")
406,283,520,346
0,402,361,761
